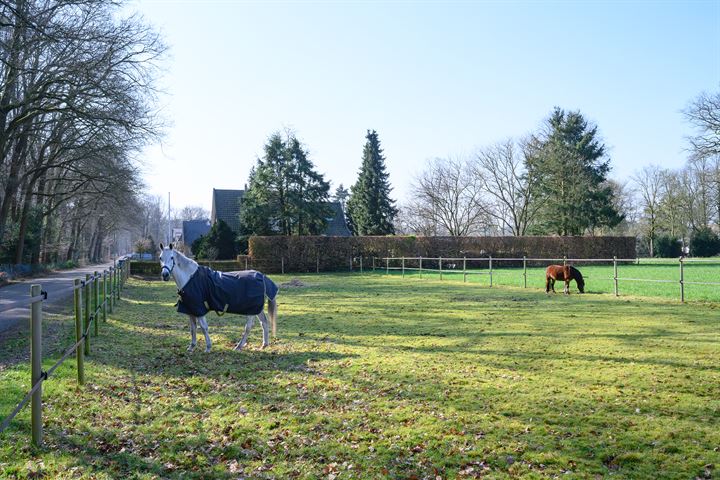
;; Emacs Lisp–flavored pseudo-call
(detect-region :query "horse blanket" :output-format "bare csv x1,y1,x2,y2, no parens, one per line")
177,267,278,317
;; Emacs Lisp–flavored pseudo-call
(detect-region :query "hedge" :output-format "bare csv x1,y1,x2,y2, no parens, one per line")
248,235,637,273
130,260,246,275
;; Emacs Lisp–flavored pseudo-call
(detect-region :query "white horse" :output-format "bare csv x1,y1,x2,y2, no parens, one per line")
159,244,278,353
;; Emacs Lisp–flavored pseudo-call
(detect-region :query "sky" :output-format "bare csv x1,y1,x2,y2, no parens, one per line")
130,0,720,214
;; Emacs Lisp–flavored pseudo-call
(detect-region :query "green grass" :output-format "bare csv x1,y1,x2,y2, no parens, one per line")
1,274,719,479
383,258,720,302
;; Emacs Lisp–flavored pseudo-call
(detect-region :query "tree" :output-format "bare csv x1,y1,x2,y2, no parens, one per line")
685,88,720,158
240,131,331,236
690,227,720,257
179,206,209,221
632,165,664,256
196,220,236,260
471,139,539,235
405,157,490,236
525,107,622,235
346,130,398,235
332,184,350,212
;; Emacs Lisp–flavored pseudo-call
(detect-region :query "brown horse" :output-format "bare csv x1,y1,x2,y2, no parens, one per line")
545,265,585,294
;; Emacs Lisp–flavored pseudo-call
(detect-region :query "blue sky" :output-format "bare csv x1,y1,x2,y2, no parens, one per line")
131,0,720,212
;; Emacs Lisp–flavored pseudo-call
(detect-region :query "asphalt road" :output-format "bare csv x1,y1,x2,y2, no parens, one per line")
0,263,115,336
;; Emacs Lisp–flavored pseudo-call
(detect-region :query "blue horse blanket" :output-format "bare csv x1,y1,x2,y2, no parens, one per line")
177,266,278,317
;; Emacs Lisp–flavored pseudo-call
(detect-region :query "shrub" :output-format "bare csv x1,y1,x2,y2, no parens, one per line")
654,235,682,258
690,227,720,257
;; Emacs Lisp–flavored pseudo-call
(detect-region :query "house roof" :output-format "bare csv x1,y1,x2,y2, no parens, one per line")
325,202,352,236
211,189,244,233
182,219,211,246
210,188,351,236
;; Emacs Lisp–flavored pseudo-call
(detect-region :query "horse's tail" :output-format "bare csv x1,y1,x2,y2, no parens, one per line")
263,274,279,337
268,296,277,337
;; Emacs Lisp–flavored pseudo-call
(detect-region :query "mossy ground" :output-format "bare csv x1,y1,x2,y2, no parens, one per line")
1,273,718,479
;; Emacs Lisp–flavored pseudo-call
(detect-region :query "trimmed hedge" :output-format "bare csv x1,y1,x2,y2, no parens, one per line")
248,235,637,273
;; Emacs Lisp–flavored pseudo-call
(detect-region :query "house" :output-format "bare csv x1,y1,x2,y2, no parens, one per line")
210,188,351,236
182,219,211,247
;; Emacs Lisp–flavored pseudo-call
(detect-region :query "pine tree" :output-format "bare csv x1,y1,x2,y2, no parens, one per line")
332,184,350,212
346,130,398,235
525,108,622,235
240,131,331,236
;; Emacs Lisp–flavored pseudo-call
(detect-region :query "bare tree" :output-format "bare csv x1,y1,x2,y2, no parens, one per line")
632,165,664,256
179,205,210,221
471,139,538,235
405,157,490,236
686,89,720,158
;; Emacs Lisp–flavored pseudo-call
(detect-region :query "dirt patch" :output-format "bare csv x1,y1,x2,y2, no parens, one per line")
280,278,311,289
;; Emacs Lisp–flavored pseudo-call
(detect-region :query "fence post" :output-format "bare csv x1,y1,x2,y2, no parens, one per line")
84,274,90,355
523,256,527,288
245,257,249,270
419,256,423,279
281,257,285,275
360,256,363,273
350,256,353,271
372,257,376,272
386,257,389,275
439,257,443,281
489,255,493,287
679,256,685,303
102,271,107,323
93,271,99,336
30,284,43,447
402,257,405,278
74,278,84,386
463,256,467,283
613,256,619,297
316,255,320,274
563,255,567,266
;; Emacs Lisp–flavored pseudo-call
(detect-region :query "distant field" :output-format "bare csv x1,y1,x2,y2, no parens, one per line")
381,258,720,302
1,273,719,479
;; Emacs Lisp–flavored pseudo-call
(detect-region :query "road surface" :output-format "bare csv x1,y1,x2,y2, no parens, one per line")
0,263,116,336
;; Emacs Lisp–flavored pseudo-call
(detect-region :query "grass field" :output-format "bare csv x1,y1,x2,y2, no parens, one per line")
382,258,720,302
1,273,719,479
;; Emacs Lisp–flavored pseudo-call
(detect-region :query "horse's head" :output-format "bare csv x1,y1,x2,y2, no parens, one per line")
574,267,585,293
159,243,175,282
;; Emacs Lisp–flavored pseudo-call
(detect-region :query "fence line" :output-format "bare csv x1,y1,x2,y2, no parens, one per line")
0,256,130,446
374,256,720,303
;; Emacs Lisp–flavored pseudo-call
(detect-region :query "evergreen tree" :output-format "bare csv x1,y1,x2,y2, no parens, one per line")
240,131,331,236
332,183,350,212
346,130,398,235
525,108,622,235
199,220,236,260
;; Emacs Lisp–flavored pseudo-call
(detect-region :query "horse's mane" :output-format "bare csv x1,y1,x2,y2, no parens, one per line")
174,248,198,267
569,265,584,283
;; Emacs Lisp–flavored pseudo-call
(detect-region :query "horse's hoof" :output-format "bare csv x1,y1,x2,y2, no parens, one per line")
204,345,212,353
261,343,269,349
187,344,196,352
233,344,245,351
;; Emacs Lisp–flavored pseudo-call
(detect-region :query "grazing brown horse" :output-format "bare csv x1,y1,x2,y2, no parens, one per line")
545,265,585,294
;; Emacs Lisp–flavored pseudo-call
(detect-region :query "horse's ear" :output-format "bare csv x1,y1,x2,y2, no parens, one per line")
160,243,164,250
169,243,173,250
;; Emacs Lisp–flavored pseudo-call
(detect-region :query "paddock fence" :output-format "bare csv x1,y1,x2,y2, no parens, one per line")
375,256,720,303
0,257,131,447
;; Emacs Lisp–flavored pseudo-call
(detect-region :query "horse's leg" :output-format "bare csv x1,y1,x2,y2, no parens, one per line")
198,315,212,352
564,280,570,295
550,278,556,293
545,276,550,294
258,311,270,348
234,315,255,351
187,315,197,352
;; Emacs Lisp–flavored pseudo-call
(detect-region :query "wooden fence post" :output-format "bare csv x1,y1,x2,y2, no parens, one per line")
523,256,527,288
74,279,84,385
245,257,248,270
613,256,619,297
102,271,107,323
316,255,320,274
30,284,43,447
563,255,567,267
488,255,493,287
419,256,423,278
463,257,467,283
439,257,443,281
679,256,685,303
402,257,405,278
93,272,99,336
84,274,90,355
360,256,363,273
386,257,389,275
281,257,285,275
372,257,376,272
